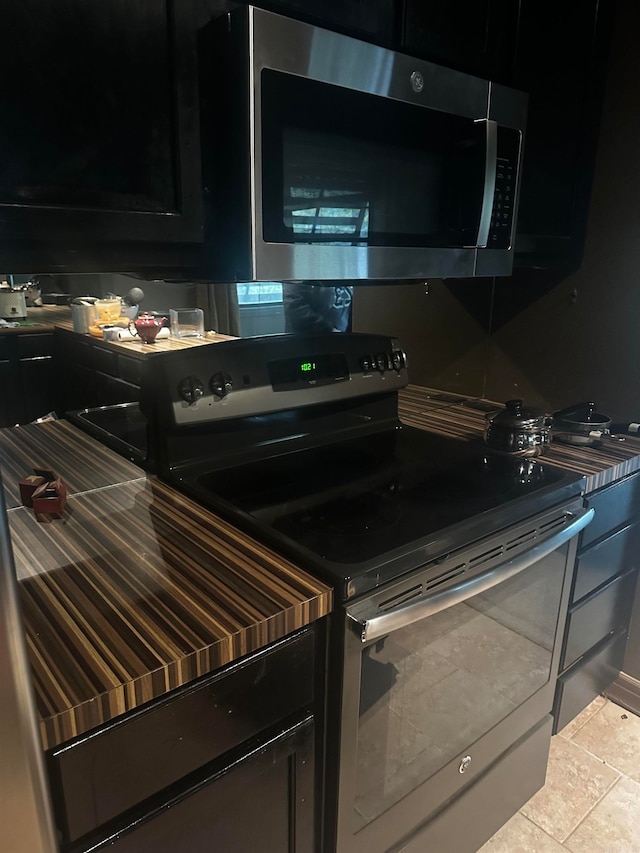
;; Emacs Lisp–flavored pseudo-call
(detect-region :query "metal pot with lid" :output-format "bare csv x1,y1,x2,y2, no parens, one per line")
484,398,553,457
552,401,611,446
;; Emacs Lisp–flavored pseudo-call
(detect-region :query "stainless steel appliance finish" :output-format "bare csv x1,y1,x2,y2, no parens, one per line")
0,475,58,853
333,500,590,853
199,6,527,282
484,398,553,457
552,401,612,447
74,333,590,853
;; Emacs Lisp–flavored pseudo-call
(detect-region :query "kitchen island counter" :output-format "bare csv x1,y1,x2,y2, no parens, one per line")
399,384,640,493
0,420,332,750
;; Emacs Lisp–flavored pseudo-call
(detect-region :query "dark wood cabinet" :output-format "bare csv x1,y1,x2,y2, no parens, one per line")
55,330,141,414
242,0,398,46
553,471,640,732
401,0,519,84
512,0,615,271
96,718,314,853
47,628,320,853
1,0,204,276
0,333,56,426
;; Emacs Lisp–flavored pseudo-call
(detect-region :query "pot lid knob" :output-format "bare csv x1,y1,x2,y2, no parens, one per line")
506,399,524,415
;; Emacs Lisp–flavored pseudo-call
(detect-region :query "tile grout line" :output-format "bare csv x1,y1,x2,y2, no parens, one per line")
565,731,630,782
557,695,608,740
560,774,626,850
554,734,624,844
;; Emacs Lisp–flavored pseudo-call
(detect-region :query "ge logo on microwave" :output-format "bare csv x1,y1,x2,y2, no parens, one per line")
410,71,425,93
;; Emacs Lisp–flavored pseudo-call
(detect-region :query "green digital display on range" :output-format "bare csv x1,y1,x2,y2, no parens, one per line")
268,353,349,391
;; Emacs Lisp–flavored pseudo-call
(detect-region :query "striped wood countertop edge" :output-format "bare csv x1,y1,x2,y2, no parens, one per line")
9,478,332,750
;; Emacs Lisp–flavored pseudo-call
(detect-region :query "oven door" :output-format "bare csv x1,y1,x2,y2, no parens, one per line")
332,503,593,853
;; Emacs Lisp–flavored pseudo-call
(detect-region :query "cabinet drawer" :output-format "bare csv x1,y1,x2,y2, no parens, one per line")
0,337,12,359
582,472,640,548
91,345,119,377
564,569,638,667
96,717,314,853
554,629,627,733
95,373,140,406
573,521,640,604
118,354,143,386
49,629,315,845
16,332,54,358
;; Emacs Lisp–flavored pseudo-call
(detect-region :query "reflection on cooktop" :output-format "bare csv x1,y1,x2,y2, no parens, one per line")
188,426,575,566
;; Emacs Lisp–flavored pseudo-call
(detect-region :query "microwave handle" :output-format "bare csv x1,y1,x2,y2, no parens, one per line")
348,507,594,643
475,119,498,248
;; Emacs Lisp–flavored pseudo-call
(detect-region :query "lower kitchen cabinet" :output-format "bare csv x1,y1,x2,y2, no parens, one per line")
0,332,56,426
46,627,322,853
553,472,640,732
55,329,142,413
93,717,314,853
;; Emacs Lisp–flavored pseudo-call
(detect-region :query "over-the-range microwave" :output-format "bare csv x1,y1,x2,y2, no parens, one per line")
198,6,527,283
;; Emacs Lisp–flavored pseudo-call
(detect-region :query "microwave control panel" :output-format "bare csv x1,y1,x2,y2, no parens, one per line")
488,128,522,250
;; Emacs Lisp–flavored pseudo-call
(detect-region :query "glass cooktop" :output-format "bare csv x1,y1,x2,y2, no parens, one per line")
177,425,584,600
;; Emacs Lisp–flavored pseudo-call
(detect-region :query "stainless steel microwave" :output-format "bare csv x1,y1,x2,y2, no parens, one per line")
198,6,528,282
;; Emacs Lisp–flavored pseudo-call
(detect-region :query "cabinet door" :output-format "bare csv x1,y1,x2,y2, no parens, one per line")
513,0,615,270
0,0,203,274
19,357,57,423
0,361,21,427
97,718,315,853
250,0,398,46
401,0,519,83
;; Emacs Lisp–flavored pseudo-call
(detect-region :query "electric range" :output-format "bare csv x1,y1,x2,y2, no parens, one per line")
69,333,593,853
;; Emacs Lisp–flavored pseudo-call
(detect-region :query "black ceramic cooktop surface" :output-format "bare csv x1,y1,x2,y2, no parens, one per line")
178,425,584,598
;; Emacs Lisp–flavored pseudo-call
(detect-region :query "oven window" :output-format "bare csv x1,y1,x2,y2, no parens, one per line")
353,547,566,832
261,70,486,249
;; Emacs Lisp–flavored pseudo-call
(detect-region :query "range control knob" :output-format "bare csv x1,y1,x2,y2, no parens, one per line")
210,371,233,398
178,376,205,405
391,350,405,371
375,352,387,373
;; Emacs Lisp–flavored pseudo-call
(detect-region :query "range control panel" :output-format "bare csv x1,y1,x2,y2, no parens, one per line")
149,333,409,427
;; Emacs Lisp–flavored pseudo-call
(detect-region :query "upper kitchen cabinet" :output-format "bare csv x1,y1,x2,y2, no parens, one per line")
512,0,615,271
400,0,519,84
0,0,203,276
241,0,399,47
399,0,615,273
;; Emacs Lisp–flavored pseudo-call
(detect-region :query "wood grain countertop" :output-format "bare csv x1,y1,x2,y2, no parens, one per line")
0,421,332,750
0,305,235,354
54,315,235,358
399,385,640,494
0,305,71,334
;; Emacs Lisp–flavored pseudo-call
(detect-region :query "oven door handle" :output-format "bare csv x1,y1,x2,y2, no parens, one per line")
348,507,594,643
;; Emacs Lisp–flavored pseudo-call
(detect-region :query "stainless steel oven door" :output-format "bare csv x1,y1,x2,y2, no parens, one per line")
332,502,593,853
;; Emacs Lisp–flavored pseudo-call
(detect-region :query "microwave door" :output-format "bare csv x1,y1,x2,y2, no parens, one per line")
258,70,489,280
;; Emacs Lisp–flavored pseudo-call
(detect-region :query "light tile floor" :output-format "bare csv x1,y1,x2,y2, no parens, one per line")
479,697,640,852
